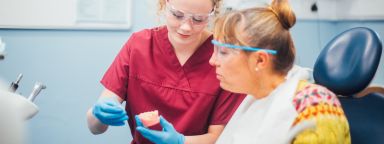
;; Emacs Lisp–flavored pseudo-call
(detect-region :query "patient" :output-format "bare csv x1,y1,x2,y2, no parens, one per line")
210,0,351,143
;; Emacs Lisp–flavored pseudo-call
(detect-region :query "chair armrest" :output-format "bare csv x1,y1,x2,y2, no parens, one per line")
355,85,384,98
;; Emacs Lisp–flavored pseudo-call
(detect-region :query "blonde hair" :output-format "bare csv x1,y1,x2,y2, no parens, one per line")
214,0,296,74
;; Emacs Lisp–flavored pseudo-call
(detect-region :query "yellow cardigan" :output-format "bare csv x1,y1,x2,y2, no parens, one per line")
291,80,351,144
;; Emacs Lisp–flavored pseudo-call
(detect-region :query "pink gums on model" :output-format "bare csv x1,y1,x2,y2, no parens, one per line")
138,110,160,127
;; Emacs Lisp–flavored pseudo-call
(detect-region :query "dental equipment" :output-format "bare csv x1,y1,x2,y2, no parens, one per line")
9,73,23,92
0,37,5,60
27,82,46,102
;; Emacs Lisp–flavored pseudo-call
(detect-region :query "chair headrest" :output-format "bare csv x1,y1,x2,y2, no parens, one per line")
314,27,382,96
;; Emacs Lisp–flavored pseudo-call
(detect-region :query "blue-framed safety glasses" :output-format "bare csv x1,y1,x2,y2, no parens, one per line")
211,40,277,55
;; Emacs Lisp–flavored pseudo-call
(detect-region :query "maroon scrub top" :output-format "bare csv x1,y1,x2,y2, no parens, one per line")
101,26,245,144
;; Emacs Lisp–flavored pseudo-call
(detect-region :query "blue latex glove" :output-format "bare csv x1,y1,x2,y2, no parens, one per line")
135,115,185,144
92,97,128,126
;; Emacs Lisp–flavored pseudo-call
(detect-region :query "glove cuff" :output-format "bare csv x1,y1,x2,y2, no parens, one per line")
178,134,185,144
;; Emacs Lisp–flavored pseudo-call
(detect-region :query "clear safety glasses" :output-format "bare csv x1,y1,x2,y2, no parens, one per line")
211,40,277,59
166,2,214,25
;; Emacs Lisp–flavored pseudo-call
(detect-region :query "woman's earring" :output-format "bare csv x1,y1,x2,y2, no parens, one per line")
255,67,259,71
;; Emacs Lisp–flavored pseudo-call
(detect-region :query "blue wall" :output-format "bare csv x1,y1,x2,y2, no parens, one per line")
0,1,383,144
0,29,133,144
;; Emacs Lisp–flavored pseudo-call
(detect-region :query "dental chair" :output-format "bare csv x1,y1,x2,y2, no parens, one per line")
313,27,383,144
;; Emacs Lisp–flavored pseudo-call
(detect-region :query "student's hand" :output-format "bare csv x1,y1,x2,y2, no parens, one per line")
136,115,185,144
92,97,128,126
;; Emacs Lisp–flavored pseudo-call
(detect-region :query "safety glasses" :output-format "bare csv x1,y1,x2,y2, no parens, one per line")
211,40,277,55
166,2,214,25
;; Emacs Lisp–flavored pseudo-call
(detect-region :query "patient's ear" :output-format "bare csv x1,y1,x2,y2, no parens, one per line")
248,51,270,72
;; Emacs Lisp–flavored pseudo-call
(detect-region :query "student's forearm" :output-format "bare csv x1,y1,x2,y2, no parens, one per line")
184,125,224,144
86,108,108,134
185,133,221,144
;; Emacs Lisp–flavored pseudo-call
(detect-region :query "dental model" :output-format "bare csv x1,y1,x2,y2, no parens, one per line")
138,110,160,127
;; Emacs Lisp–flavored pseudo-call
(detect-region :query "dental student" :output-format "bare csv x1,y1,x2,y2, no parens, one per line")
86,0,245,143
